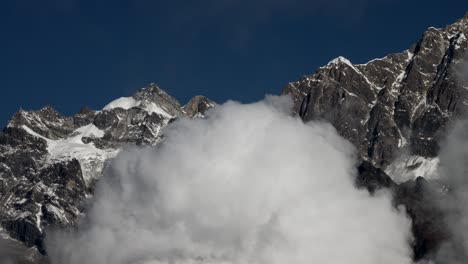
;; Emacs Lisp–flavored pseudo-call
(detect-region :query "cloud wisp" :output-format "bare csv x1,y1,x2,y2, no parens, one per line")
46,96,413,264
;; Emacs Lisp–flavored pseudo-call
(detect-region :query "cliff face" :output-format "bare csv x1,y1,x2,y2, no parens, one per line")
283,14,468,180
279,17,468,260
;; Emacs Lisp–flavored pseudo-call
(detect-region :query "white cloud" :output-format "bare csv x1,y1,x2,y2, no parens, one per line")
46,95,413,264
431,57,468,264
434,120,468,263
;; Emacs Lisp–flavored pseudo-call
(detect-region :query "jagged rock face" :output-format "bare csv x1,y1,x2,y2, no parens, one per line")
133,83,186,117
356,161,396,193
8,107,76,140
183,95,217,117
0,83,215,258
283,15,468,172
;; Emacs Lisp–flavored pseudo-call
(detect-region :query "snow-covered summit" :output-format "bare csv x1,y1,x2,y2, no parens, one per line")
327,56,353,67
103,83,186,118
103,96,173,118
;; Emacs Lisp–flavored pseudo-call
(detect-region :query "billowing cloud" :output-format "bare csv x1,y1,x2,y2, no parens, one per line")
46,96,413,264
429,56,468,264
0,238,17,264
432,119,468,264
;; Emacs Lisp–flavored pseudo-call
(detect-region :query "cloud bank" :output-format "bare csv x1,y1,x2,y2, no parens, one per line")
435,54,468,263
433,119,468,263
46,96,413,264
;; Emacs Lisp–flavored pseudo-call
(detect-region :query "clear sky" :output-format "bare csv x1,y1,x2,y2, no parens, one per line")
1,0,467,126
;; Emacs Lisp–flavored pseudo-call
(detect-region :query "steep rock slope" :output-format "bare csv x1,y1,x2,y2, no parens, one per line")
0,83,215,255
282,13,468,181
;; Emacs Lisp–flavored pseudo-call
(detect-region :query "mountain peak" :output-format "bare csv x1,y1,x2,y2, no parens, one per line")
184,96,216,117
132,83,185,116
133,83,174,102
442,12,468,33
284,12,468,172
134,83,163,97
38,105,62,117
327,56,353,67
101,83,185,117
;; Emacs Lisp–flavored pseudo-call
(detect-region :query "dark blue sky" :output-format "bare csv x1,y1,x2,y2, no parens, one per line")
1,1,467,126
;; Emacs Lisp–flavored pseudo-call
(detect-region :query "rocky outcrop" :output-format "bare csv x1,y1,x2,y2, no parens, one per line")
132,83,186,117
183,96,217,117
395,177,448,261
356,161,395,193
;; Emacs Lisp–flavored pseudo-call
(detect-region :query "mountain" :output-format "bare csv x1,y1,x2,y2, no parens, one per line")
0,13,467,264
283,13,468,182
0,84,215,260
280,14,468,260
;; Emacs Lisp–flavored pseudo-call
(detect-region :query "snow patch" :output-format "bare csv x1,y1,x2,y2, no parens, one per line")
397,136,408,148
74,123,105,138
394,71,406,86
46,204,68,223
385,155,439,182
357,55,387,66
326,56,379,90
103,96,172,118
327,56,353,67
21,125,49,141
342,88,358,98
35,203,43,232
103,97,139,110
455,33,466,50
22,125,119,185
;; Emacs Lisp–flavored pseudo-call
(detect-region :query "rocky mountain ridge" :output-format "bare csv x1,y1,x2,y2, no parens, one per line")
1,13,468,264
0,84,215,261
283,13,468,182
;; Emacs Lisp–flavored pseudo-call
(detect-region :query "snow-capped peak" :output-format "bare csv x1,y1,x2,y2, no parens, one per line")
327,56,353,67
103,96,173,118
